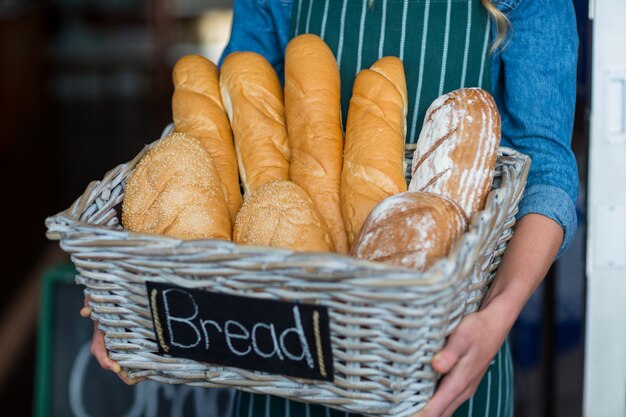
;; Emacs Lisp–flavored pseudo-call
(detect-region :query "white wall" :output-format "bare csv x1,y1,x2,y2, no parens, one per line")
585,0,626,415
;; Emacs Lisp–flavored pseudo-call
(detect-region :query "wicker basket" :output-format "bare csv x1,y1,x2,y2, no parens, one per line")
45,134,529,417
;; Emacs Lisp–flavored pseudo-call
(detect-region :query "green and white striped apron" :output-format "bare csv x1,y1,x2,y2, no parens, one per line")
232,341,513,416
233,1,513,416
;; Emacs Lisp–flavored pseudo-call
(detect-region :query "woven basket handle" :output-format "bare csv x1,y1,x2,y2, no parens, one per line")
482,148,531,251
498,147,531,219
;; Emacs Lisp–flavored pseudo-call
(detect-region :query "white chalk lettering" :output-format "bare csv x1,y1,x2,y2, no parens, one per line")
200,319,222,350
251,323,284,360
162,289,201,349
153,287,323,373
224,320,251,356
279,306,314,369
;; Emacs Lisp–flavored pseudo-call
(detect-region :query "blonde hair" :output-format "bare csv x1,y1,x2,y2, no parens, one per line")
481,0,510,52
367,0,510,53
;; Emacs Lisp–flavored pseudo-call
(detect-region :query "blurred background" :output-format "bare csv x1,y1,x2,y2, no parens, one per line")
0,0,602,416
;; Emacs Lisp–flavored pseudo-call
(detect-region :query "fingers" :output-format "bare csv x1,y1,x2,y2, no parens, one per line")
439,382,481,417
80,295,92,318
79,306,92,318
411,383,477,417
417,378,479,417
419,365,471,417
432,330,471,374
420,322,482,417
83,297,143,386
414,312,504,417
90,322,122,374
117,369,145,386
89,323,143,385
432,351,456,375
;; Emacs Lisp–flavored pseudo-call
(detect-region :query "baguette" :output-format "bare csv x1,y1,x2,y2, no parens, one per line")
409,88,500,219
219,52,290,199
172,54,242,221
284,34,348,254
341,56,408,250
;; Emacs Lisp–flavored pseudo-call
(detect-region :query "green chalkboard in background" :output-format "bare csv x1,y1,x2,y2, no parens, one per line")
34,264,235,417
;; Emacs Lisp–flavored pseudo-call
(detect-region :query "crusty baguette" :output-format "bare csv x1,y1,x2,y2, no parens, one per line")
172,54,242,222
219,52,290,199
352,191,467,271
409,88,500,219
122,132,231,240
341,56,408,250
284,34,348,254
234,180,335,252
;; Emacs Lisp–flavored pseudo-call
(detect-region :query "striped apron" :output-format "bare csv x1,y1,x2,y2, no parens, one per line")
233,1,513,415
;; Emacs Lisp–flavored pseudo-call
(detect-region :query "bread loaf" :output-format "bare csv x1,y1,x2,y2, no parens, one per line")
352,192,467,271
172,54,242,222
233,180,335,252
284,34,347,254
122,132,231,240
219,52,290,198
409,88,500,219
341,56,408,250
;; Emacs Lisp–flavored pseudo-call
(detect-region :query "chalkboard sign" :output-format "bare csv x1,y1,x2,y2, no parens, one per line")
147,282,334,382
35,265,235,417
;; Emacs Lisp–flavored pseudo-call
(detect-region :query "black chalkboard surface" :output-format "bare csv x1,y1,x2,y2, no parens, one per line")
34,265,235,417
147,281,334,382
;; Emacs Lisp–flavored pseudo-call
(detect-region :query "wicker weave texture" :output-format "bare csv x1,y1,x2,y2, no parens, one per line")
46,142,529,417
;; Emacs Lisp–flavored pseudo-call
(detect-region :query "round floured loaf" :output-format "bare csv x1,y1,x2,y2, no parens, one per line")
409,88,500,219
172,54,242,222
351,191,468,271
122,132,231,240
233,180,335,252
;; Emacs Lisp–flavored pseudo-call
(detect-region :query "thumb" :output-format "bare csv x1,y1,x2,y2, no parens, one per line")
80,296,92,318
432,331,471,374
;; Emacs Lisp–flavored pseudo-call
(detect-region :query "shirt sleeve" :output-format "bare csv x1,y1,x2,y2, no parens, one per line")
219,0,293,81
491,0,580,258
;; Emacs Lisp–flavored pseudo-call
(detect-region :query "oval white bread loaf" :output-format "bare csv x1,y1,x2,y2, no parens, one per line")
172,54,242,222
233,180,335,252
351,191,468,271
122,132,231,240
219,52,290,199
341,56,408,250
409,88,500,219
284,34,348,254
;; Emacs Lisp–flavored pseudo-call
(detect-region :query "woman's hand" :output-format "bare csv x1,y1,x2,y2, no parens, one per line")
414,309,508,417
413,214,564,417
80,297,143,385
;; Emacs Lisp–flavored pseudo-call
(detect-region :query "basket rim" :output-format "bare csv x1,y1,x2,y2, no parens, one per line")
45,135,530,289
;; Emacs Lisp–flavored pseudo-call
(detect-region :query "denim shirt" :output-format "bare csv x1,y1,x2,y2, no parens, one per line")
220,0,579,257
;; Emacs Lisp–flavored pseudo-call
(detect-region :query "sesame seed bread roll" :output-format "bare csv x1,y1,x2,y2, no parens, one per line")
352,192,468,271
341,56,408,250
122,132,231,240
219,52,290,199
233,180,335,252
172,54,242,222
409,88,501,219
284,34,347,254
